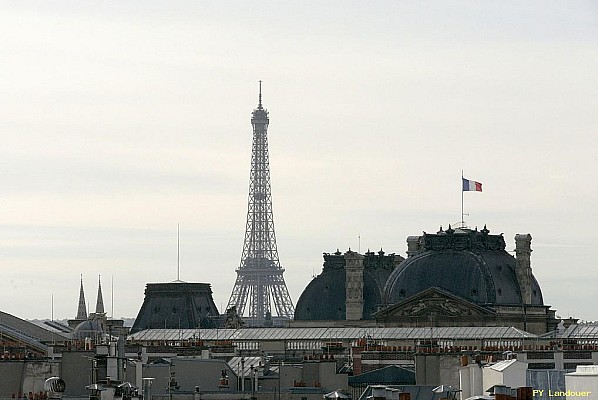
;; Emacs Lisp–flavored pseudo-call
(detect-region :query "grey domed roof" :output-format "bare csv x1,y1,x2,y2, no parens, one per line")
384,227,544,306
73,319,105,340
295,250,399,320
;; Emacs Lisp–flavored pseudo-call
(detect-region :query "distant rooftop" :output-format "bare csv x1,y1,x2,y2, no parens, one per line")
0,311,71,342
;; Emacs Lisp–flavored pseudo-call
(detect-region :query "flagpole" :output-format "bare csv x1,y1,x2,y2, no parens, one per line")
177,223,180,281
461,170,464,227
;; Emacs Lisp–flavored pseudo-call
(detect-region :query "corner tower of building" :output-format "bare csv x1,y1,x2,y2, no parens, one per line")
344,250,365,320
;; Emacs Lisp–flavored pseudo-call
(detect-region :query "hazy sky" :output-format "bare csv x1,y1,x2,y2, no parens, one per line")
1,1,597,323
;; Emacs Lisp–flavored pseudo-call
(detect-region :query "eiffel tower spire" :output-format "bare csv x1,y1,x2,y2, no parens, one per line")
76,274,87,320
226,83,295,324
96,275,105,314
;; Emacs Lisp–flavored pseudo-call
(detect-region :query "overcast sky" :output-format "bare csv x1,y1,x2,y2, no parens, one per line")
1,1,597,323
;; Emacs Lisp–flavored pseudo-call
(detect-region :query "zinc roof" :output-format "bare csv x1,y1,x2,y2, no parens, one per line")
128,326,536,342
562,323,598,339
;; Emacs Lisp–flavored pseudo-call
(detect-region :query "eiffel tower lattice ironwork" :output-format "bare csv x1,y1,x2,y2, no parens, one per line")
227,82,295,323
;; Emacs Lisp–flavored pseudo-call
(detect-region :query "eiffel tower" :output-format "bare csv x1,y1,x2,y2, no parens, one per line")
227,82,295,325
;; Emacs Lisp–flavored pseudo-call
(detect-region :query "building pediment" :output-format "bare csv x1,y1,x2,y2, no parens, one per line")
375,287,495,319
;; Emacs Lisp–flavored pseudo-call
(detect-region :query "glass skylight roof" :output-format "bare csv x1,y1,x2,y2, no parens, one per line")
562,324,598,339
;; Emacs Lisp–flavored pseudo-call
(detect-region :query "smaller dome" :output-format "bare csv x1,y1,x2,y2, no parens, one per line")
295,250,400,320
73,319,105,340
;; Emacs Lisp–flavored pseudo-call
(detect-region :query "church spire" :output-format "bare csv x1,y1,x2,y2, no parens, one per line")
76,275,87,320
96,275,105,314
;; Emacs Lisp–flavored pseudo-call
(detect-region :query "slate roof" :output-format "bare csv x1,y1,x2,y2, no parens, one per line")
385,227,544,307
0,310,70,343
131,282,220,333
294,250,399,320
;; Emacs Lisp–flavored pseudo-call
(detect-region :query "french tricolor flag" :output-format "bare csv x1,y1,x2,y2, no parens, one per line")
462,177,482,192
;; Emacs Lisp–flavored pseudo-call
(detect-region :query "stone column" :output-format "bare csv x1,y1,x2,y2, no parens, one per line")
344,250,365,320
515,234,533,304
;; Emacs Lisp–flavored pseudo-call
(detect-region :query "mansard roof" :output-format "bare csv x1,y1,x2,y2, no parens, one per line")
131,282,220,333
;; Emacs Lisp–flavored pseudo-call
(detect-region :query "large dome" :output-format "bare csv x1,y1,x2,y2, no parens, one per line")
295,250,400,320
384,226,544,306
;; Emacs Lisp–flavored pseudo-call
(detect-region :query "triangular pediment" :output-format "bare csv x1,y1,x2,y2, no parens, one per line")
375,287,495,318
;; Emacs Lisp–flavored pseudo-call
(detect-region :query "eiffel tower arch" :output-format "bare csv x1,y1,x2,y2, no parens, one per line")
227,83,295,325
